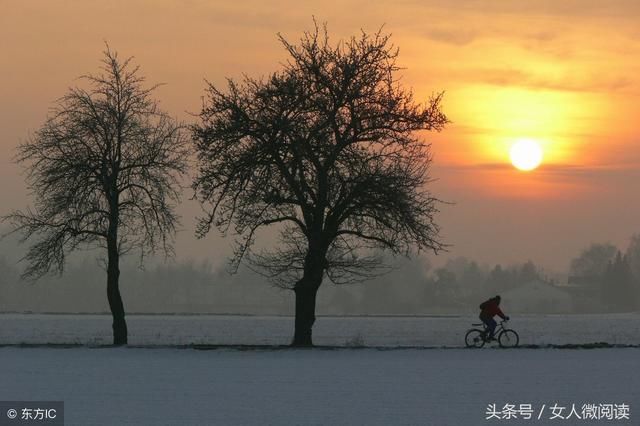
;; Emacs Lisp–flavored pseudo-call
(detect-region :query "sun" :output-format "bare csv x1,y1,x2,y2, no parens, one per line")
509,139,543,171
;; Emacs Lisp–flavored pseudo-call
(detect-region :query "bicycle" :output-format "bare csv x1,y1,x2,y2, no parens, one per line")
465,320,519,348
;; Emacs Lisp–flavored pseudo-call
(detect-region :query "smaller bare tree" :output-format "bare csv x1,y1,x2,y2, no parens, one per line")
3,47,189,345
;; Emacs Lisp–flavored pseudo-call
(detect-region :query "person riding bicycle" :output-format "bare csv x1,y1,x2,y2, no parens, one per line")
479,295,509,341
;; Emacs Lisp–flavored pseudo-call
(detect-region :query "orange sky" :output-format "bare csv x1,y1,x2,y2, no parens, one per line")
1,0,639,272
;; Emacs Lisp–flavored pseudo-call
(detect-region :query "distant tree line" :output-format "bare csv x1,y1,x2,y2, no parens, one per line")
420,258,546,310
0,255,290,315
568,234,640,312
3,234,638,317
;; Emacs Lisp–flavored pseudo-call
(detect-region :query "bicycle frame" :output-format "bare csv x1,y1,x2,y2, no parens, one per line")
476,320,508,340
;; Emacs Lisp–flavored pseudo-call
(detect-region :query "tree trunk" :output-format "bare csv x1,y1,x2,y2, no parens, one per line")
292,246,325,347
292,283,319,347
107,237,127,345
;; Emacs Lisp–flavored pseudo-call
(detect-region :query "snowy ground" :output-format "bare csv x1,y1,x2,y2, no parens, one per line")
0,347,637,425
1,313,639,347
1,315,638,425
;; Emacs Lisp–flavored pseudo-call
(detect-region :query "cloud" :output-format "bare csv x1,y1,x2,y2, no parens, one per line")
459,67,634,93
420,25,560,47
403,0,640,20
422,28,479,46
444,162,640,178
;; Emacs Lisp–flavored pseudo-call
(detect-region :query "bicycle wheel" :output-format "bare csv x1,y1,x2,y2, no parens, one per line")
465,329,486,348
498,329,519,348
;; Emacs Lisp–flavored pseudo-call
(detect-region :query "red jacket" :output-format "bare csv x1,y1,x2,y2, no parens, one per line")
480,299,506,320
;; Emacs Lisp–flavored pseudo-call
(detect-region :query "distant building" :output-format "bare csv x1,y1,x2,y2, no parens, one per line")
502,280,573,313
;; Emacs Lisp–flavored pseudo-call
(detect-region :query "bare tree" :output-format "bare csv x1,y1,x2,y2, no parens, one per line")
603,251,635,311
3,47,189,345
570,243,618,282
625,234,640,280
193,24,448,346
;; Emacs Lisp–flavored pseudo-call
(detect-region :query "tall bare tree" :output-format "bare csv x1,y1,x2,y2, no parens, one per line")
193,25,448,346
3,47,188,345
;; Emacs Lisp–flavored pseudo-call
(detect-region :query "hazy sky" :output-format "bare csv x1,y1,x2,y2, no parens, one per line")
1,1,639,273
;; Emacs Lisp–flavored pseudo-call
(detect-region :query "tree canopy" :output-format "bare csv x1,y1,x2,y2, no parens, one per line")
193,25,447,285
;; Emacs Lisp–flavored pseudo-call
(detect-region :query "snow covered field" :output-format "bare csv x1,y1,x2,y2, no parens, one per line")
1,313,639,347
1,315,638,425
0,347,637,425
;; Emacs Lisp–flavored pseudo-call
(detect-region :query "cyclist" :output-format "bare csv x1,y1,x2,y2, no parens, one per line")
479,295,509,341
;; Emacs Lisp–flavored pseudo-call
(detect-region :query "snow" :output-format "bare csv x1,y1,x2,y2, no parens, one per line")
1,313,639,347
0,347,637,425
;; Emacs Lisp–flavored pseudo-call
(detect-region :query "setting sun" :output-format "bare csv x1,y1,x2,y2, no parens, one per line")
510,139,543,171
